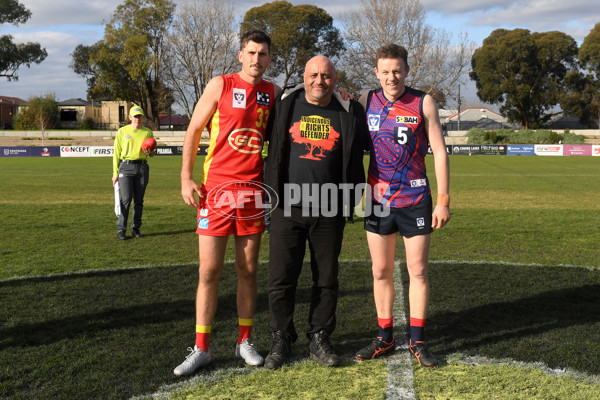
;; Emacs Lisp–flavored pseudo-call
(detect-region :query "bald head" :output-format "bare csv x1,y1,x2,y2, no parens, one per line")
303,55,338,106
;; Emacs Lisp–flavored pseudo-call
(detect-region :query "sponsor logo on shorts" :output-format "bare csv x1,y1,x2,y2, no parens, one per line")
396,116,419,124
416,217,425,228
198,218,209,229
199,208,208,217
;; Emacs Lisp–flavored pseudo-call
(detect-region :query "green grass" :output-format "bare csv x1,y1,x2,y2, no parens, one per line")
1,155,599,399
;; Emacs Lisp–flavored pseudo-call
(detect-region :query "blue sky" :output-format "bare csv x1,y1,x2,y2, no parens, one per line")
1,0,597,109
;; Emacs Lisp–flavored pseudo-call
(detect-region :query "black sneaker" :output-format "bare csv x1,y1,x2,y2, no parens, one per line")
409,342,439,368
132,228,142,238
308,330,341,367
264,330,292,369
117,230,127,240
355,337,395,361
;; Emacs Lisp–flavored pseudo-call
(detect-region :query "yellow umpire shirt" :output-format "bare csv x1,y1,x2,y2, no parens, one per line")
112,125,154,177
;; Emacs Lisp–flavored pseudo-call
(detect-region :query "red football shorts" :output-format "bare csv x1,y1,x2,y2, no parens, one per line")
196,186,266,236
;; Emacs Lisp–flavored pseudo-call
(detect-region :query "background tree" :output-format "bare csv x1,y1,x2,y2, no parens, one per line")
241,1,344,88
470,29,578,129
71,0,175,129
14,94,59,138
0,0,47,80
162,0,238,118
560,23,600,128
340,0,472,106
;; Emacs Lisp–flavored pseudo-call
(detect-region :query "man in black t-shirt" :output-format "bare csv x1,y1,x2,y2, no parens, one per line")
263,56,368,369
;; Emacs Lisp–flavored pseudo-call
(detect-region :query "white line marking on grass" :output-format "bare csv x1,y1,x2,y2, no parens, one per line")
385,260,416,400
429,259,600,271
130,367,252,400
446,353,600,385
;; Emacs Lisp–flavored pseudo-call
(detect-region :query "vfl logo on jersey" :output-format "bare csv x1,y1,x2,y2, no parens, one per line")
410,179,427,188
368,114,380,131
228,128,264,154
233,88,246,108
198,218,209,229
256,91,270,106
396,116,419,124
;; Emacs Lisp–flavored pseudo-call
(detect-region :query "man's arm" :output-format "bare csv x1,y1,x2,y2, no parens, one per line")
423,94,451,229
180,76,223,208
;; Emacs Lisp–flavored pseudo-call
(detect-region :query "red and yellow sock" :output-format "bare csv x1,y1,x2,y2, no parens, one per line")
195,325,211,351
238,318,253,344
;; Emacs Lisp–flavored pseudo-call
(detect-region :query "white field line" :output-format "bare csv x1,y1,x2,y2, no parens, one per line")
2,258,598,283
130,367,252,400
429,259,600,271
446,353,600,385
385,260,416,400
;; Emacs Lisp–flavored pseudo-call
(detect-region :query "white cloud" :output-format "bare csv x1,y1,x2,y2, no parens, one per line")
18,0,121,28
1,0,597,104
422,0,596,41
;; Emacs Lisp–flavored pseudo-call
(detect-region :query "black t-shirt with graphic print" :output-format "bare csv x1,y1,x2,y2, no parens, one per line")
286,94,344,210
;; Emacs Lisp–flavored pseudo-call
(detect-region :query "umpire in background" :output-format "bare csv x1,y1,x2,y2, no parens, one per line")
112,105,154,240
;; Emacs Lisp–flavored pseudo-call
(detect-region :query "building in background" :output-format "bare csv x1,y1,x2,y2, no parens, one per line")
57,98,102,129
0,96,26,129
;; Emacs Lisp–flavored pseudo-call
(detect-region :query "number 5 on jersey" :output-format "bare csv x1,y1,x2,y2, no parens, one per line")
395,126,412,145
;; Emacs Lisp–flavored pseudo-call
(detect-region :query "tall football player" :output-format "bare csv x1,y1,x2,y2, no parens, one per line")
354,44,451,368
175,30,282,376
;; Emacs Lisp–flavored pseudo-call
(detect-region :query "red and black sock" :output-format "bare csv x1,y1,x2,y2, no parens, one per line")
377,317,394,343
410,317,426,345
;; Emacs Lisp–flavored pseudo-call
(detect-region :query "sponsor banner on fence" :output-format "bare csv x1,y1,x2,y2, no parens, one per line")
535,145,563,156
90,146,114,157
30,146,61,157
480,144,507,155
60,146,92,157
1,146,30,157
427,145,452,155
197,145,208,156
593,145,600,156
452,145,481,155
155,146,180,156
507,145,535,156
563,145,592,156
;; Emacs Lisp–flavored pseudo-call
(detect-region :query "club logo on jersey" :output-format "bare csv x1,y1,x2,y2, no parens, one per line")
233,88,246,108
396,116,419,124
256,91,270,106
368,114,380,131
410,179,427,188
228,128,264,154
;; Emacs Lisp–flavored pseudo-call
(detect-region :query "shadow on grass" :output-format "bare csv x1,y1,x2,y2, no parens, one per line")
4,261,597,399
421,263,600,375
0,262,375,400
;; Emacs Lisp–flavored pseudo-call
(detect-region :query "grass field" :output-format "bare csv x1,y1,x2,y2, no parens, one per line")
1,155,599,399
